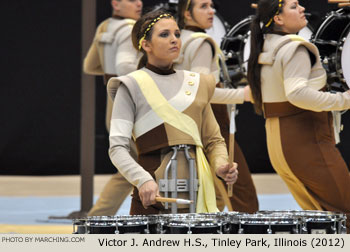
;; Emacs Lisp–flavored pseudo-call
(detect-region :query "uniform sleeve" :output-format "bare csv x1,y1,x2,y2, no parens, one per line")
190,41,214,74
115,25,139,76
83,24,104,75
284,46,350,111
210,87,245,104
109,84,154,188
201,103,229,172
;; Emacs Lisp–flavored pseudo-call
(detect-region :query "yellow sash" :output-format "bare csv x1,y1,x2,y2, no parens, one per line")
130,70,218,213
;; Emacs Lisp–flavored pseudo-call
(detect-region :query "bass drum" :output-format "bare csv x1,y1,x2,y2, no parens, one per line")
220,16,253,86
152,1,229,46
311,8,350,91
206,13,231,46
341,25,350,89
221,15,315,86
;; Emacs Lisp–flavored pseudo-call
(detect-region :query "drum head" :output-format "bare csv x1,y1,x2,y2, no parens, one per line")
221,16,254,85
341,27,350,88
298,26,313,41
311,8,350,91
206,14,229,46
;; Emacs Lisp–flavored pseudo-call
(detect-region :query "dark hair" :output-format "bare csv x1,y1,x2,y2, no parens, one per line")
247,0,284,114
177,0,194,29
131,10,174,69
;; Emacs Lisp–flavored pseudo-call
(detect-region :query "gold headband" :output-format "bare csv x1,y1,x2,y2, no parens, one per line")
265,0,283,28
186,0,191,11
138,13,173,50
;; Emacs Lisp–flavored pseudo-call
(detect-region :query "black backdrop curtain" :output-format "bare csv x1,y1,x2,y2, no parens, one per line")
1,0,349,175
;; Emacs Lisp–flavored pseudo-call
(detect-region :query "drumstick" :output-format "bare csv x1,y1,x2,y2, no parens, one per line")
228,106,236,197
251,3,258,9
339,3,350,6
155,197,193,204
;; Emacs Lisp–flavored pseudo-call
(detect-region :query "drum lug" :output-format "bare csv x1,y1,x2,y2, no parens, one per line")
340,224,347,234
293,227,299,234
301,225,308,234
267,228,272,234
331,226,337,234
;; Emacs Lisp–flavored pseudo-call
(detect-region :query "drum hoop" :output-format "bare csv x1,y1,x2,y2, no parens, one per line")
312,9,349,41
224,15,254,38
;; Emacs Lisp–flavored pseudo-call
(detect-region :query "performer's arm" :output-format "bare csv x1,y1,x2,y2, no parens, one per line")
115,26,139,76
108,84,154,188
284,46,350,111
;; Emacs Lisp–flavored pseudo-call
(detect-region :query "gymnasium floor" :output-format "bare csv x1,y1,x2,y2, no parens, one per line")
0,174,301,233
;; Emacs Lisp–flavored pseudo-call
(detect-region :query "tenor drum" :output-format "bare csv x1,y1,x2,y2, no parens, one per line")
311,8,350,91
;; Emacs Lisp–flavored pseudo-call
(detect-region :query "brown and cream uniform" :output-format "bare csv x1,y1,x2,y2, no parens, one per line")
107,65,230,215
259,33,350,227
174,27,259,213
83,16,141,216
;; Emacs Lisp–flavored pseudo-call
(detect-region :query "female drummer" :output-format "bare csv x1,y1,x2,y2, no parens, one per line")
107,10,238,215
175,0,259,213
248,0,350,230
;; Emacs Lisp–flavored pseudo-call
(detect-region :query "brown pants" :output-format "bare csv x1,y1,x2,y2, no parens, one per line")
266,111,350,232
88,172,133,216
211,103,259,213
88,89,137,216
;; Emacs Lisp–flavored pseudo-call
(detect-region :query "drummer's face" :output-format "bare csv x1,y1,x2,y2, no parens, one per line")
275,0,307,34
111,0,143,20
187,0,215,30
143,18,181,69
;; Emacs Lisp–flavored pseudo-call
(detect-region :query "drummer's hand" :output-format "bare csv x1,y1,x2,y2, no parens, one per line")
216,162,238,185
244,85,251,102
139,180,159,209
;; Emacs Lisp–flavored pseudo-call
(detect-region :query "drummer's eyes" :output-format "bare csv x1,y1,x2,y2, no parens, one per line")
159,31,181,38
200,3,215,9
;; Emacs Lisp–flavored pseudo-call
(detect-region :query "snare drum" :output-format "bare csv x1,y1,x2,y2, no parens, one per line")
238,214,301,234
311,8,350,91
115,215,149,234
257,210,347,234
295,210,347,234
86,216,117,234
162,213,223,234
